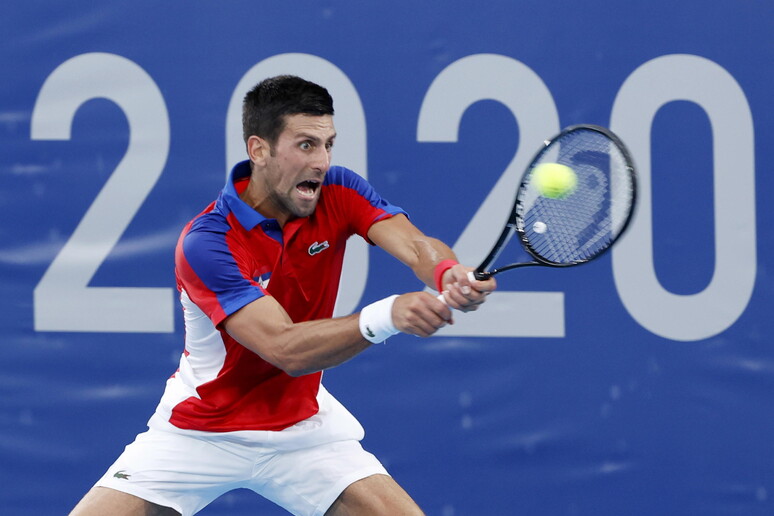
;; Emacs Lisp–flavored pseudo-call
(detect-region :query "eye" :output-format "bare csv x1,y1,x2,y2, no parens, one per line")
299,141,312,151
325,141,334,151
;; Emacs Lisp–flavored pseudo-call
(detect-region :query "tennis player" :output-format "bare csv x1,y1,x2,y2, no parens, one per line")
69,75,496,516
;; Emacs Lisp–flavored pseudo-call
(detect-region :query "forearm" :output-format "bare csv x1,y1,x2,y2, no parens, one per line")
367,215,457,289
268,315,372,377
367,214,496,311
406,235,458,289
225,298,371,377
225,292,451,377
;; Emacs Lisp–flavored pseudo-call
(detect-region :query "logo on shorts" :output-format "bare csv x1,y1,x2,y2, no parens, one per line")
113,470,131,480
308,241,330,256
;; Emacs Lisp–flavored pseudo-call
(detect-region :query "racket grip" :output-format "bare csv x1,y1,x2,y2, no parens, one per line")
470,270,490,281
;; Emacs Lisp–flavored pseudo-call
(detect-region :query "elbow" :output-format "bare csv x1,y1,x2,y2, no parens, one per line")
285,366,316,378
269,351,319,378
229,322,322,377
276,355,310,377
235,328,318,377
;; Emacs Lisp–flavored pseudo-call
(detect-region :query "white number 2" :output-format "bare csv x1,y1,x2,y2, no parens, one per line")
418,54,564,337
31,53,174,333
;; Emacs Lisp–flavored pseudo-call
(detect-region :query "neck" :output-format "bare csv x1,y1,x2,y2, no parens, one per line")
239,178,291,227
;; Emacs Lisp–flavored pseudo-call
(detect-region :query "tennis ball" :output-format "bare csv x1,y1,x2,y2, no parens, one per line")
532,163,577,199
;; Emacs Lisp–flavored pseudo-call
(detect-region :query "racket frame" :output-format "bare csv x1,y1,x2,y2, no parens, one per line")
473,124,637,280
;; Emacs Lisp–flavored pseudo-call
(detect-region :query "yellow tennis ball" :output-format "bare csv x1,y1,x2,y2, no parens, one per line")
532,163,577,199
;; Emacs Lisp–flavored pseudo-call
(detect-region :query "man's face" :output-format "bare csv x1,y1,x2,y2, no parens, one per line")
260,113,336,220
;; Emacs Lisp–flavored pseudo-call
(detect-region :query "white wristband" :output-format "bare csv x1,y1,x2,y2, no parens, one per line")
359,295,400,343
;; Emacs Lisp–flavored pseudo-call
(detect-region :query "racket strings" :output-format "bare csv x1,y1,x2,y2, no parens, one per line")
519,128,634,265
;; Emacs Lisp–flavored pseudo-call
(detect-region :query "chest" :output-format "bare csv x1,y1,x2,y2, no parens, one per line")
233,212,351,320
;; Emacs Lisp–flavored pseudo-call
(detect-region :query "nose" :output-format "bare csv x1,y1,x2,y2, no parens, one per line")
312,146,331,173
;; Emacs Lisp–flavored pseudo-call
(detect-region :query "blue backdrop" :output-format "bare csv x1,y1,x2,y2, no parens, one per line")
2,1,772,514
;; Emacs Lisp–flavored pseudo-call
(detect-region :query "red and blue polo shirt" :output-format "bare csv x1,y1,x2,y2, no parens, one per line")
152,160,405,433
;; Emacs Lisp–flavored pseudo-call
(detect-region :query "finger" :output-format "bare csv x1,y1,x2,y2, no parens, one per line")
445,286,470,309
439,291,466,318
449,282,487,307
406,315,446,337
470,274,497,294
433,294,454,322
458,269,497,297
396,296,450,335
422,297,454,329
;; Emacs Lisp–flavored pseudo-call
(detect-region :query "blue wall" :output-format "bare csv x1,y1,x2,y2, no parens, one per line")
2,2,772,514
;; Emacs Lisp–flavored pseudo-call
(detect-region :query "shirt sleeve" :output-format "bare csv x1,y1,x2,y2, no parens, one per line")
324,166,408,240
175,213,266,327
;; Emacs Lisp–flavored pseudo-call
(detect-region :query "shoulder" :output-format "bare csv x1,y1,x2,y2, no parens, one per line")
178,202,237,263
324,166,368,188
323,166,382,202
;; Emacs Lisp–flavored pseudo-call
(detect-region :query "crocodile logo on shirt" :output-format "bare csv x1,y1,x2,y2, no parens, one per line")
113,470,131,480
308,241,330,256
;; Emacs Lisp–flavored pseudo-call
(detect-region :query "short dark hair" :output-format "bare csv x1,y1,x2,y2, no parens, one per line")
242,75,334,146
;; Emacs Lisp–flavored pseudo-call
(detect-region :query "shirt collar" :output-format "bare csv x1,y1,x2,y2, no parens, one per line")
221,160,271,231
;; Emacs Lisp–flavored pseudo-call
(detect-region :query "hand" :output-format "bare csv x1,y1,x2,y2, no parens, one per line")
392,292,453,337
440,264,497,312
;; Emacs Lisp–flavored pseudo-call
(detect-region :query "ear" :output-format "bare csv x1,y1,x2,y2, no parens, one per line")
247,135,270,166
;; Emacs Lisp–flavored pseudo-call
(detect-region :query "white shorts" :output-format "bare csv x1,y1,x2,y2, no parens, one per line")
95,388,388,516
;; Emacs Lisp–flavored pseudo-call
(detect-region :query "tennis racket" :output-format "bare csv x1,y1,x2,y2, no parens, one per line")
468,124,637,281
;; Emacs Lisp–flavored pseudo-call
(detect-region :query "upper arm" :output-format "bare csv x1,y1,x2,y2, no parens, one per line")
222,295,295,368
177,220,267,328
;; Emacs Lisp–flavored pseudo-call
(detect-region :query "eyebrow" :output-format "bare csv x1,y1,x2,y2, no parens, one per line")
296,132,337,144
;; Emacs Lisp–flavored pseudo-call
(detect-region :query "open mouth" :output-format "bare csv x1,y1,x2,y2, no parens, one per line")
296,180,321,199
